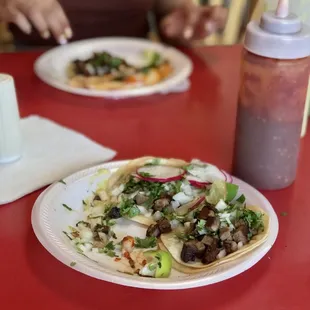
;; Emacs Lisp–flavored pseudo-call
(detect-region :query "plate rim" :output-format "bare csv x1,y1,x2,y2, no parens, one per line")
34,37,193,98
31,160,279,290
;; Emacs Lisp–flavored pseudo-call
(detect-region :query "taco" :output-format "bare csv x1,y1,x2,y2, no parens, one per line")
103,157,228,227
67,50,173,91
159,204,269,272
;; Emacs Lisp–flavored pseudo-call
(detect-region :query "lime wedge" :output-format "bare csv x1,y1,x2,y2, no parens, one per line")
226,183,239,202
206,180,239,205
143,50,161,67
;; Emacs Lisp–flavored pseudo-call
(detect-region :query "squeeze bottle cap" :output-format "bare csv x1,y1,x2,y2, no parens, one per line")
244,0,310,59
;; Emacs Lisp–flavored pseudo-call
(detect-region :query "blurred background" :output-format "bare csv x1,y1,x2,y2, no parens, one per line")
0,0,310,52
1,0,309,53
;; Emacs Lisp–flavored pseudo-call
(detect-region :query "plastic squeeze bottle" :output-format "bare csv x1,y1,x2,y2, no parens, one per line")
233,0,310,190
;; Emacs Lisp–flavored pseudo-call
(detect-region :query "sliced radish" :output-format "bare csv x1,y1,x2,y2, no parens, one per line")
185,175,210,188
175,196,205,216
220,170,233,183
187,164,225,183
136,165,185,183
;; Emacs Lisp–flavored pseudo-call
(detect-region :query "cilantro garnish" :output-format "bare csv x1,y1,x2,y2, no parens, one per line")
196,219,207,235
241,209,264,231
59,180,66,185
62,231,72,240
70,262,76,267
120,198,141,218
62,204,72,211
105,241,115,251
134,237,157,248
98,241,117,257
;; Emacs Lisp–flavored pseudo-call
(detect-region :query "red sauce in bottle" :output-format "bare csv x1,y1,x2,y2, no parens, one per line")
233,51,310,189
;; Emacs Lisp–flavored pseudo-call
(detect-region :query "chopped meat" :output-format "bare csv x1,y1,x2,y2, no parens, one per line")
93,240,105,248
157,218,172,233
201,235,214,247
202,247,220,264
181,241,197,263
201,236,220,264
184,222,195,234
146,224,161,238
219,227,232,241
107,207,121,219
195,241,206,259
233,225,249,244
198,207,215,220
205,202,217,212
135,193,149,205
153,198,170,211
235,219,246,228
223,240,238,254
206,216,220,231
94,224,110,234
160,192,173,199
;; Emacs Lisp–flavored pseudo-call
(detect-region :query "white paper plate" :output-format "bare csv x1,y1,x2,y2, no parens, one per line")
34,37,193,98
31,160,279,290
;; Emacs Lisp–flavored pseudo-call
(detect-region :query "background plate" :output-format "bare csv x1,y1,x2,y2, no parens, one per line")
34,37,193,98
31,160,279,290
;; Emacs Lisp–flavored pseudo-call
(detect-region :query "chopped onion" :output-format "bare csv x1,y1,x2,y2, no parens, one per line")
171,200,180,209
237,242,244,250
215,199,228,211
181,182,194,196
217,249,227,259
172,192,193,205
170,219,180,229
79,229,93,242
153,211,163,221
137,205,148,215
85,63,96,75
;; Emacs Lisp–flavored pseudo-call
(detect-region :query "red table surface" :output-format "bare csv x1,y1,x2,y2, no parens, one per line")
0,45,310,310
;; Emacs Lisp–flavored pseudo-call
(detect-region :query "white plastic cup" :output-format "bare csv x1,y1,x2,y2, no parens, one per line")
0,74,22,164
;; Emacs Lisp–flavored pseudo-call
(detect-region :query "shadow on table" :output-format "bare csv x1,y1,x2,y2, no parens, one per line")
25,226,270,310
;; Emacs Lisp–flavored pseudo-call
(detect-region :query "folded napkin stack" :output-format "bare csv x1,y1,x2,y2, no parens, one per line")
0,115,116,205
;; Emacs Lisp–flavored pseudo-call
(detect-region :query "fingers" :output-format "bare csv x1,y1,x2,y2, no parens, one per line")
161,5,228,42
160,10,186,39
208,6,228,31
12,11,32,35
28,10,50,39
182,2,202,40
18,1,72,44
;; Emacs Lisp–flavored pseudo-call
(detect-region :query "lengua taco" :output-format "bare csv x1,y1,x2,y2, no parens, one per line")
87,157,269,273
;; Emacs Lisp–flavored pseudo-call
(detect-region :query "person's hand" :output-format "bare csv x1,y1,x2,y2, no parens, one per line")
160,3,228,42
0,0,72,44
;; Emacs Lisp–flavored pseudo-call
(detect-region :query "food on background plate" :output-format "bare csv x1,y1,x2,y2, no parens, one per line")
63,157,269,278
67,50,173,90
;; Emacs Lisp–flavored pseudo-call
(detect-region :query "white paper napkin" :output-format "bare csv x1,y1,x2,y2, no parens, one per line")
0,115,116,205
